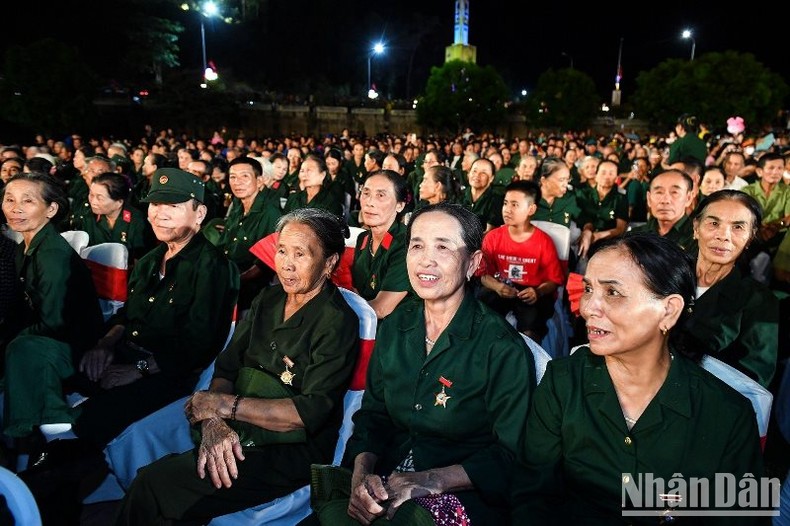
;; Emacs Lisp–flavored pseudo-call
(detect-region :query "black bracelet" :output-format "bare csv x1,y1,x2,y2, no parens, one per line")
231,395,241,421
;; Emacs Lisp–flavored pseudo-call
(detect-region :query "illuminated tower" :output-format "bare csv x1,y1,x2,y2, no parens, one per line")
445,0,476,64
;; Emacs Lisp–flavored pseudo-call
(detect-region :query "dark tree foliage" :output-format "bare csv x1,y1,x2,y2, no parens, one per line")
524,68,599,130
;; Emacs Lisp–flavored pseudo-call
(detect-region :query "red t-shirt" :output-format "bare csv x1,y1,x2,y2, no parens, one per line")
478,225,565,289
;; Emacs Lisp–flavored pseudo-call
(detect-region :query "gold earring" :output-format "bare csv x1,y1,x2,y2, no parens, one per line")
660,326,668,336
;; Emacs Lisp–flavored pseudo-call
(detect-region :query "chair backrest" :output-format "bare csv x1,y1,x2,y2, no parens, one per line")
0,225,22,244
700,355,773,450
521,334,552,384
532,220,571,274
0,466,42,526
81,242,129,321
61,230,90,255
331,228,367,291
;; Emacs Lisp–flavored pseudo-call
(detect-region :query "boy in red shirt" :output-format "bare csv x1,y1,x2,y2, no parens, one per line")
477,180,565,340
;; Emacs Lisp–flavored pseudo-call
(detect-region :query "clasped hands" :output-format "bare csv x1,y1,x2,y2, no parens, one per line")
348,471,442,525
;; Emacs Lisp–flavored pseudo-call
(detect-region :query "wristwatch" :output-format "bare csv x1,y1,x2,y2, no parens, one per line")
136,359,150,376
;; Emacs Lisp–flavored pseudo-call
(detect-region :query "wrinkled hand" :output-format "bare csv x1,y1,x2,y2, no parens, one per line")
348,473,389,525
79,346,115,382
578,232,592,257
185,391,226,425
197,417,245,489
517,286,538,304
99,364,141,389
384,471,443,520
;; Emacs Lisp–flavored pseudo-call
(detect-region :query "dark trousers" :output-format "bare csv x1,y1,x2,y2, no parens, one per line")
478,287,556,340
115,447,307,525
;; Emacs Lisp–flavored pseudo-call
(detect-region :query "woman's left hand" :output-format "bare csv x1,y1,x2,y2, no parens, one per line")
197,417,245,489
185,390,228,424
99,364,142,389
384,471,443,519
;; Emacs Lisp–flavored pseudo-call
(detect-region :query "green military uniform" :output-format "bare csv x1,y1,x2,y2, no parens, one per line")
283,187,344,217
492,167,516,190
461,186,505,229
668,133,708,165
117,283,359,524
72,206,147,258
203,178,226,222
682,265,779,388
512,346,765,525
72,232,240,444
742,182,790,224
131,177,151,213
577,185,628,231
69,199,93,228
67,177,89,209
623,178,649,222
3,222,104,438
631,215,697,252
338,294,535,524
533,193,582,227
213,190,281,310
284,169,300,194
351,221,410,306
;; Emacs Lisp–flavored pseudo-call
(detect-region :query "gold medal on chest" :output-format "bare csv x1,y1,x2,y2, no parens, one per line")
280,356,295,385
434,376,453,408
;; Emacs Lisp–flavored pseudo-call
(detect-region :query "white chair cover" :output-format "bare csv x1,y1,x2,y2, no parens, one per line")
80,242,129,322
60,230,90,255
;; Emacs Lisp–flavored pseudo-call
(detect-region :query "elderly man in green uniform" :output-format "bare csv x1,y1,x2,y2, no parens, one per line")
461,158,505,232
631,169,697,251
205,157,281,313
29,168,240,474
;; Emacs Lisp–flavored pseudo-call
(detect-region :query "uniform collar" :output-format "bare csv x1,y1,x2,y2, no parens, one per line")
398,292,478,360
580,346,692,431
22,221,57,256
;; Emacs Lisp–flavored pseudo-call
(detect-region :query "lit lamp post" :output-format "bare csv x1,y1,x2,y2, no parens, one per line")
682,29,696,61
200,1,219,87
367,42,385,99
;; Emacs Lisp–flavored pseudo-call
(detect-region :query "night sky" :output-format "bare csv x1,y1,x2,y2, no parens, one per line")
3,1,788,103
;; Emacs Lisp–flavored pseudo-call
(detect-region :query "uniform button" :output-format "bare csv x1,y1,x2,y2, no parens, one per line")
224,250,229,255
169,298,173,304
270,341,277,350
233,237,238,241
414,404,422,411
243,236,247,241
130,288,134,293
132,330,139,337
148,296,155,302
624,437,632,446
623,475,630,484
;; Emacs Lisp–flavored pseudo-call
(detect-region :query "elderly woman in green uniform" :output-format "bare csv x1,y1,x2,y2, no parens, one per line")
283,154,344,217
460,157,505,232
116,208,359,525
352,169,410,319
682,190,778,388
576,159,628,261
513,232,765,524
307,202,535,526
1,172,103,467
205,157,281,313
71,172,148,260
533,157,580,227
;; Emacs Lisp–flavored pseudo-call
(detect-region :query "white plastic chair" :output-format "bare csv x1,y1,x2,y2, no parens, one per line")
521,334,552,385
0,466,42,526
700,355,773,450
81,242,128,322
60,230,90,254
87,288,377,526
531,220,572,359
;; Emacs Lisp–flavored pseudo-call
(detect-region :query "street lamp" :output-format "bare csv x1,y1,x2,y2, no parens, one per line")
200,1,219,86
682,29,696,61
367,42,385,99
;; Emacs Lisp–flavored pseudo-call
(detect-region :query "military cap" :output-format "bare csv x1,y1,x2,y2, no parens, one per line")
143,168,205,203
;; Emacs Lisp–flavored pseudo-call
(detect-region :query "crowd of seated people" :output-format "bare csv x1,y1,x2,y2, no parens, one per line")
0,119,787,523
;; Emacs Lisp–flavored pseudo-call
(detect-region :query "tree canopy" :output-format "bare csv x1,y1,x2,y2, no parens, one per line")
416,60,510,134
631,51,788,131
523,68,599,130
